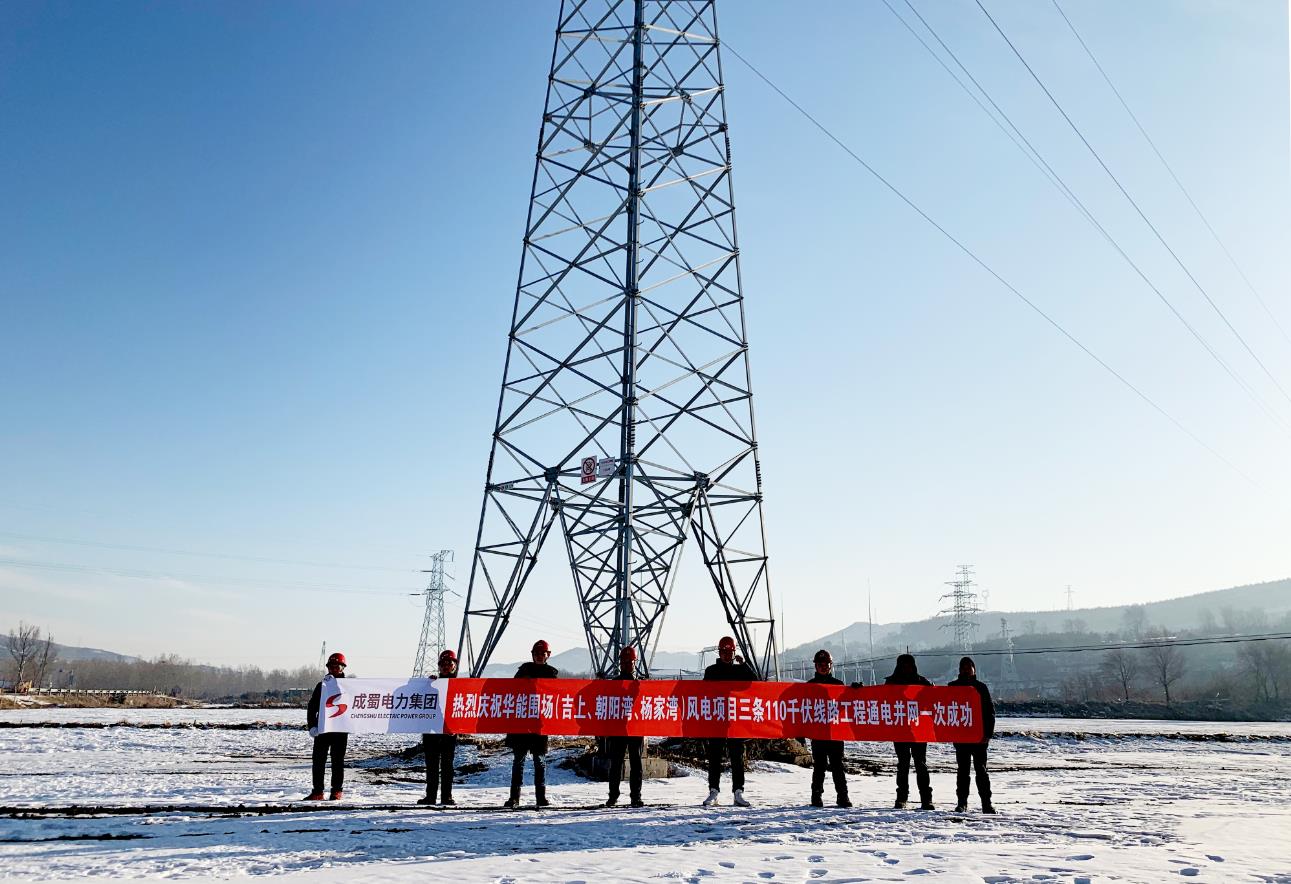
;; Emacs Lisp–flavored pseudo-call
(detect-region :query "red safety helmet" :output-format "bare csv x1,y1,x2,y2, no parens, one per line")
717,636,736,652
620,646,638,663
813,649,832,665
438,649,457,663
326,652,347,667
532,639,550,654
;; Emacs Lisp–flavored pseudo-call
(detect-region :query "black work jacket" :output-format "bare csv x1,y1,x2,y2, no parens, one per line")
947,675,996,741
704,660,757,681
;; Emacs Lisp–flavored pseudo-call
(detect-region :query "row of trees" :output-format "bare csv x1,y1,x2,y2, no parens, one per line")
1076,632,1290,707
57,655,320,699
1099,630,1188,704
941,605,1290,707
3,622,318,699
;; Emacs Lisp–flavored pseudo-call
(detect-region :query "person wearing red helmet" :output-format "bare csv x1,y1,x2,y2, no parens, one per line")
504,639,559,809
418,649,460,806
805,649,851,808
701,635,757,807
304,652,349,801
604,645,644,808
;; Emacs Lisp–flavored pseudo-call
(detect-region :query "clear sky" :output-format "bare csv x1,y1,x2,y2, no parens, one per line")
2,1,1288,672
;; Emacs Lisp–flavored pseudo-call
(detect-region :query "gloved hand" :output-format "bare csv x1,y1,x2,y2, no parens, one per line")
849,682,864,689
308,727,318,738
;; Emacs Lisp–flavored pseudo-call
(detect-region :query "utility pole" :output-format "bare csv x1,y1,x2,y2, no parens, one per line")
458,0,777,679
866,584,878,686
939,565,980,654
413,550,454,677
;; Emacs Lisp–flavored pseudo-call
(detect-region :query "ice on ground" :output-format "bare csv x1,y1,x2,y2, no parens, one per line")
1,714,1290,881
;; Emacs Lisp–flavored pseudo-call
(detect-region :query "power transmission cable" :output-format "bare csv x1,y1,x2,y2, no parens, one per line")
0,556,412,597
889,0,1291,437
0,531,414,573
879,0,1080,214
974,0,1291,413
720,45,1254,485
1050,0,1291,349
789,631,1291,669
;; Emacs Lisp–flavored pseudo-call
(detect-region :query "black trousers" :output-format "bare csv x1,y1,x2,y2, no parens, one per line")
893,741,931,803
423,734,457,801
706,738,746,791
810,738,848,800
954,741,992,805
607,736,643,801
311,733,348,794
509,740,547,800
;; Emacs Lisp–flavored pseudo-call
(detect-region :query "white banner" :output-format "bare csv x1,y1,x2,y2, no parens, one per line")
317,676,449,735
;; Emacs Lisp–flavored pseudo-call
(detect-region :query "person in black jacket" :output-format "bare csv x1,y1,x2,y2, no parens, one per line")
948,656,996,814
702,635,757,807
605,645,644,808
504,639,559,809
305,652,349,801
886,653,934,810
806,649,851,808
418,649,459,806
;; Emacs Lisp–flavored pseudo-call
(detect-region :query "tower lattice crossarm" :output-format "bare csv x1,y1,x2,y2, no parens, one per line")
457,0,776,680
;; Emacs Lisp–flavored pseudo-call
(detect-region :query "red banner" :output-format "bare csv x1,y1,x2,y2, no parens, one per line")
443,679,982,743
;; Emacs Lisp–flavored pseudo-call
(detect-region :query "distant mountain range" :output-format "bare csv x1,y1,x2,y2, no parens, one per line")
778,577,1291,663
10,578,1285,677
0,633,138,664
482,577,1291,675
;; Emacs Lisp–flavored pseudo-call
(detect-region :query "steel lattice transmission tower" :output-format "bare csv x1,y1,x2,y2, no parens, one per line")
458,0,777,679
998,617,1018,691
413,550,454,677
938,565,979,654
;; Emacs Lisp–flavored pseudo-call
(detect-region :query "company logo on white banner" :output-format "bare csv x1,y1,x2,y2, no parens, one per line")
317,677,449,734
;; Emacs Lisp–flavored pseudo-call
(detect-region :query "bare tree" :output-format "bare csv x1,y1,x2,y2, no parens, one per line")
1142,629,1186,705
1122,605,1147,639
1198,608,1218,634
1239,642,1291,702
1101,646,1140,701
6,622,41,687
33,633,58,688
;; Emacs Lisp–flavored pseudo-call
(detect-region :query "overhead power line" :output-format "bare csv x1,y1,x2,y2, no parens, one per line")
974,0,1291,414
721,44,1254,484
0,556,412,597
0,530,414,573
1050,0,1291,350
824,631,1291,668
887,0,1291,438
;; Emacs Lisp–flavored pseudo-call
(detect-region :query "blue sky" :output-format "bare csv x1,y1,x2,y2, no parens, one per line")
1,1,1287,671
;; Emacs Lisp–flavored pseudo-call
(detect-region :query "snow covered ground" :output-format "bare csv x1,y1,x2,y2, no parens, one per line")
2,709,1289,882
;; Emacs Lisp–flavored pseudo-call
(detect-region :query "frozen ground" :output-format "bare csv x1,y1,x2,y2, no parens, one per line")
2,708,1289,882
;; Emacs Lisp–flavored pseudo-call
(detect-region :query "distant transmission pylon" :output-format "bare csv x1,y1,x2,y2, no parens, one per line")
318,641,326,668
999,617,1018,691
1066,584,1075,611
458,0,777,679
413,550,454,677
939,565,979,654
